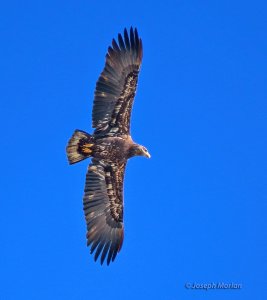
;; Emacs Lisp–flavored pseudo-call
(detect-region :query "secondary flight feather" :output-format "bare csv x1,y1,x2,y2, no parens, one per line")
66,27,150,265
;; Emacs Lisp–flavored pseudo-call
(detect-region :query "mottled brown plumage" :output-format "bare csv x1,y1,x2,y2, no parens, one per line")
66,28,150,265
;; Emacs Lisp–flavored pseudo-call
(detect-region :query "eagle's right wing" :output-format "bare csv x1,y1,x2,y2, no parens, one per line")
83,159,126,265
92,27,143,136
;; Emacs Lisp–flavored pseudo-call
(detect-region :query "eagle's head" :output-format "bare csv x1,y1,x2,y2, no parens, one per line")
129,144,151,158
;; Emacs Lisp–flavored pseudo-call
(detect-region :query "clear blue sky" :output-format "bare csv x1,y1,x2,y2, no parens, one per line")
1,1,266,299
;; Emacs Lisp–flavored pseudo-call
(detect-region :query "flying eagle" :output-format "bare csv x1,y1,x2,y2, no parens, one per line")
66,28,150,265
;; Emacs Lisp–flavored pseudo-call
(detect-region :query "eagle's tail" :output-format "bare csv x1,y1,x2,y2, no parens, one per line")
66,130,95,164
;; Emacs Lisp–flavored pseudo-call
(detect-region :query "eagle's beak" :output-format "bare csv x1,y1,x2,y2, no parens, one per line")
145,151,151,159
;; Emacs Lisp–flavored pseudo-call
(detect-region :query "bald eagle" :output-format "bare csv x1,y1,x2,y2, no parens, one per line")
66,28,150,265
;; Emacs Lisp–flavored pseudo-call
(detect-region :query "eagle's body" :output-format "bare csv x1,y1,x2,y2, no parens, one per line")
66,28,150,265
92,136,134,162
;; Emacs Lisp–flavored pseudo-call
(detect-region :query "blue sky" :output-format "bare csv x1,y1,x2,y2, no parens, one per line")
1,0,266,299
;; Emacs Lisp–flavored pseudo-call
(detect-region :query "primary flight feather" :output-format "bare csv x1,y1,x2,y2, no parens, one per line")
66,27,150,265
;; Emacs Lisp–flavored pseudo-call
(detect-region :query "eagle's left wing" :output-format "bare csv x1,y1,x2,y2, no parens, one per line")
83,159,126,265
